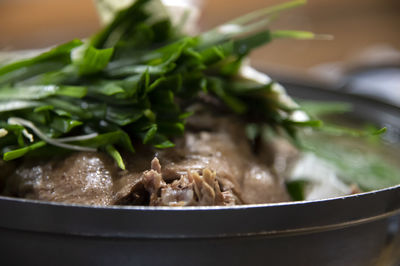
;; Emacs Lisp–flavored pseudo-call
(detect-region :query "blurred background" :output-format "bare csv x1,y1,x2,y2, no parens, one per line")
1,0,400,94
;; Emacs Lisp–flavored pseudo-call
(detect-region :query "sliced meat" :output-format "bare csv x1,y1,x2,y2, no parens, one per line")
4,152,118,205
4,152,148,206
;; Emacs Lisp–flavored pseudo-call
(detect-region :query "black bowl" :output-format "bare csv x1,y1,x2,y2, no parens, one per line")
1,80,399,266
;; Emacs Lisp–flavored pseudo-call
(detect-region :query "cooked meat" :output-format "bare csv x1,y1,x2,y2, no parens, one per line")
112,147,154,205
142,157,236,206
259,137,300,179
1,109,295,206
4,152,118,205
156,110,291,204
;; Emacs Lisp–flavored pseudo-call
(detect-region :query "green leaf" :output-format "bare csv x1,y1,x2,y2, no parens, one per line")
286,180,308,201
315,124,387,138
148,74,182,94
143,108,156,122
178,111,193,120
298,100,353,116
73,130,134,152
158,122,185,136
284,119,323,128
90,81,125,96
153,139,175,149
50,117,83,133
90,0,150,48
0,39,83,76
233,30,272,56
227,79,273,94
199,0,306,47
0,61,67,86
301,133,400,191
3,141,46,160
143,124,157,144
34,105,54,112
0,100,41,112
220,56,244,76
0,85,87,100
107,63,175,76
208,78,247,114
373,127,387,135
199,42,232,65
105,144,126,170
44,98,92,119
90,74,144,98
271,30,315,40
106,106,143,126
74,46,114,75
56,86,88,98
151,19,173,42
0,123,26,147
106,37,196,76
53,109,72,117
226,0,306,26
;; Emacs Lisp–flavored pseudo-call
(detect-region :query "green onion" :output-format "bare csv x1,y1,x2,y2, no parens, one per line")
0,0,321,168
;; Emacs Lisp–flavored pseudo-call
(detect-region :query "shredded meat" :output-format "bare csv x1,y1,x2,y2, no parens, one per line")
141,157,235,206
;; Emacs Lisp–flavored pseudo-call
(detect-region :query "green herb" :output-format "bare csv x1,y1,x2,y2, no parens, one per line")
0,0,319,167
300,133,400,191
298,101,353,116
298,99,387,137
286,180,308,201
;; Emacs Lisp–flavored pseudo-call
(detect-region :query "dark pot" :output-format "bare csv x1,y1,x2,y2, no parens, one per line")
1,79,399,266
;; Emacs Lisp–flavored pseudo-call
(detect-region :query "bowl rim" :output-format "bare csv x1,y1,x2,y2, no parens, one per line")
1,182,400,211
0,181,399,239
1,82,399,239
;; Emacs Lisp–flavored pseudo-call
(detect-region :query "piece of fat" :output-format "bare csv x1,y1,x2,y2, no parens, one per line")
288,152,352,201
